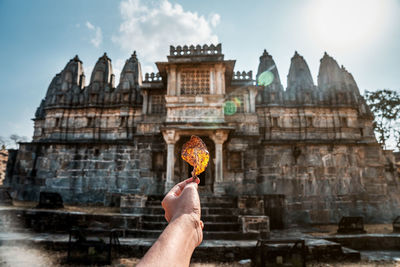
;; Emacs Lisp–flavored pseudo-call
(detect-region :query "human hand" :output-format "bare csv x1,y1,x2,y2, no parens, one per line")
161,177,204,245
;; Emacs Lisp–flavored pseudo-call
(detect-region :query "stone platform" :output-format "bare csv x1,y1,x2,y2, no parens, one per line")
3,203,400,262
0,195,263,241
0,204,366,262
0,231,361,262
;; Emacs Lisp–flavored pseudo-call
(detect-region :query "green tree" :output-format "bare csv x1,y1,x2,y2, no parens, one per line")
365,89,400,150
0,136,11,149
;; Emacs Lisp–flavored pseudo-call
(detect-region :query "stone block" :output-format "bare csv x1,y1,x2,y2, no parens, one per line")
393,216,400,233
238,196,264,215
309,209,330,223
120,194,148,213
0,188,12,205
36,191,64,209
240,215,269,235
337,216,366,234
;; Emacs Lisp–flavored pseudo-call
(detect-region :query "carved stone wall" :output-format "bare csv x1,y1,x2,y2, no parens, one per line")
5,44,400,225
5,137,165,203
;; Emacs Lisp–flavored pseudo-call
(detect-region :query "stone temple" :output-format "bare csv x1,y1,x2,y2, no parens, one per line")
5,44,400,225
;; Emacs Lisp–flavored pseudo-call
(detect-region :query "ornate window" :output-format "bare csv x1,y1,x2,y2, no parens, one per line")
151,95,166,114
180,69,210,95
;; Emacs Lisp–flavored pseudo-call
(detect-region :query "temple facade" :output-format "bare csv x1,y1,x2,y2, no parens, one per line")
5,44,400,224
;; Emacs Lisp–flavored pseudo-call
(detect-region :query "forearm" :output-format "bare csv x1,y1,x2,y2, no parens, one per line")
137,214,201,267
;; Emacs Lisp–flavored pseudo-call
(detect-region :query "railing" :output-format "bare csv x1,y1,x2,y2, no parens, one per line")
144,72,162,82
169,44,222,56
232,71,253,81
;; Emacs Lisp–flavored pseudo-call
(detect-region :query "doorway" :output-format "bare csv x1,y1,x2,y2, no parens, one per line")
264,194,286,229
175,135,214,193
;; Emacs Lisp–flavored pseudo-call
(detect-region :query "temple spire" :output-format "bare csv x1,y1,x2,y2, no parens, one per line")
317,52,342,91
287,51,314,92
90,52,114,87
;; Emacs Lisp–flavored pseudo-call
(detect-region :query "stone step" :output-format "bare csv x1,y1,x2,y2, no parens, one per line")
125,229,258,240
145,201,236,208
146,195,237,204
200,196,238,204
142,214,239,223
131,207,240,216
141,221,167,231
202,215,239,223
306,239,346,261
146,195,164,202
341,247,361,261
141,221,241,232
203,222,241,232
0,232,364,262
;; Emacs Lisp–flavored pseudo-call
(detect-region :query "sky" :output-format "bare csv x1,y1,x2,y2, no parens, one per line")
0,0,399,143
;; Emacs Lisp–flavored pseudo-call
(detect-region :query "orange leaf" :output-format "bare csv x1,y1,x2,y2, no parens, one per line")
181,135,209,177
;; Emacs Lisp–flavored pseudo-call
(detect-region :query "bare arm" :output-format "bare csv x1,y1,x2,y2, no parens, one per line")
137,178,203,267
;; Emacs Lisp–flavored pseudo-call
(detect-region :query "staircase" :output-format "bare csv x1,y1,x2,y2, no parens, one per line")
127,195,259,240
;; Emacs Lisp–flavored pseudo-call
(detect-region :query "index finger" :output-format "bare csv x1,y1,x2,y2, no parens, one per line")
167,177,195,197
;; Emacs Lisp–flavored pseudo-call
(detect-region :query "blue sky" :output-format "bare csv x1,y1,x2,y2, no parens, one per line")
0,0,399,141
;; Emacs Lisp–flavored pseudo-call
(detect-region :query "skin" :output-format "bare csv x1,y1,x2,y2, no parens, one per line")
137,177,204,267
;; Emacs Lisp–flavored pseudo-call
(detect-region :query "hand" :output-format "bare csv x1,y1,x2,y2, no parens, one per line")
161,177,204,246
138,177,204,266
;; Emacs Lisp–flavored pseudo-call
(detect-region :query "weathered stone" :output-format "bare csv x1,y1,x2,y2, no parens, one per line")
337,216,366,234
3,43,400,226
393,216,400,233
240,215,269,235
36,191,64,209
238,196,264,215
120,194,148,214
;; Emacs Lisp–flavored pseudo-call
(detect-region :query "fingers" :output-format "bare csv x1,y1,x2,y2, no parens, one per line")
188,180,198,190
166,177,196,197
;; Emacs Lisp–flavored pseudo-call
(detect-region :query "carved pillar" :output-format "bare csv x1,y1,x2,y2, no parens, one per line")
210,68,215,94
142,90,148,115
211,130,229,195
248,86,259,113
215,63,226,95
167,65,177,96
162,130,180,193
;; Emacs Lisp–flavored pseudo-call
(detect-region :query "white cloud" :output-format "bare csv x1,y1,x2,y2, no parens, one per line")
112,0,220,71
86,21,103,48
86,21,94,30
210,13,220,27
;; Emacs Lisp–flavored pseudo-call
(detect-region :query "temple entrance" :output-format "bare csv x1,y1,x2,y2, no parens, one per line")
175,135,214,193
